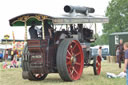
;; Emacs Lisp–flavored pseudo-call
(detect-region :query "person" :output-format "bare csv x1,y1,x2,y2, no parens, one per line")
98,46,102,60
11,50,14,60
116,46,120,63
123,42,128,85
44,20,52,38
0,51,3,62
29,21,39,39
118,39,124,68
10,56,18,68
3,61,7,69
78,24,83,42
40,20,53,39
4,49,8,61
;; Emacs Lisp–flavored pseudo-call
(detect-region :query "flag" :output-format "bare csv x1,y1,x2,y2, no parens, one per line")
12,31,15,50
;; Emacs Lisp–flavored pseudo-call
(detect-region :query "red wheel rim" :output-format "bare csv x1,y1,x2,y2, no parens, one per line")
96,56,101,75
66,40,84,80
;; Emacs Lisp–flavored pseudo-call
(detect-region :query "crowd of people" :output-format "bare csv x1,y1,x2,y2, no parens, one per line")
115,39,128,85
96,39,128,85
0,49,21,69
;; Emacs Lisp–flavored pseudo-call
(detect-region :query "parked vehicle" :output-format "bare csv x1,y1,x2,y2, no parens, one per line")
91,45,109,60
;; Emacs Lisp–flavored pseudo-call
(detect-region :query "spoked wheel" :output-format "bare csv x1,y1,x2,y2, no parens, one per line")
22,44,48,81
93,56,101,75
57,39,84,81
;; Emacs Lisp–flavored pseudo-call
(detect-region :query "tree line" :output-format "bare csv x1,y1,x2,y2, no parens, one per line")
93,0,128,46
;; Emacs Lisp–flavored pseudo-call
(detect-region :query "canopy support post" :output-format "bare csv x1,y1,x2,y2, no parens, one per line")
94,23,97,39
24,22,27,42
42,21,45,40
94,23,97,35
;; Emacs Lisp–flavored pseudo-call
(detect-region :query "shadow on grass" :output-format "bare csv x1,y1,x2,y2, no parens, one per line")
23,76,81,84
22,78,79,85
43,77,64,83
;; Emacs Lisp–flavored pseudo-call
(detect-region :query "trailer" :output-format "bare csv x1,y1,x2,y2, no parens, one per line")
109,32,128,56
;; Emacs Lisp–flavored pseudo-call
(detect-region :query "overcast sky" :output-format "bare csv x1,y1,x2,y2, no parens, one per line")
0,0,111,40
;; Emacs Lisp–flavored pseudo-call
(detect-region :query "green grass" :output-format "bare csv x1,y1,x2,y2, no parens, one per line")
0,61,126,85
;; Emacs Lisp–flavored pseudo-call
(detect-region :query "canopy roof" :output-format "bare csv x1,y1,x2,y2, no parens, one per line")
9,13,109,26
9,13,52,26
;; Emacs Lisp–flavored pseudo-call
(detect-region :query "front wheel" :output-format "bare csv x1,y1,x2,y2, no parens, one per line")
93,56,101,75
22,44,48,81
56,39,84,81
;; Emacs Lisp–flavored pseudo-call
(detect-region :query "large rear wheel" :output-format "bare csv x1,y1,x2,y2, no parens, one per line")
57,39,84,81
93,56,101,75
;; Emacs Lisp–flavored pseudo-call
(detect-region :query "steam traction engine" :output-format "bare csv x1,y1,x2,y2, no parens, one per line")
9,5,108,81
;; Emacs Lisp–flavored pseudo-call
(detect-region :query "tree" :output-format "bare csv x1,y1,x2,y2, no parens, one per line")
92,33,109,46
100,0,128,44
103,0,128,33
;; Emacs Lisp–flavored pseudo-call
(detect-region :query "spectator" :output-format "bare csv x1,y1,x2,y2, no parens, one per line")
98,46,102,60
123,42,128,85
3,62,7,69
11,56,18,68
0,51,3,62
116,46,120,63
11,50,14,60
4,49,8,61
118,39,124,68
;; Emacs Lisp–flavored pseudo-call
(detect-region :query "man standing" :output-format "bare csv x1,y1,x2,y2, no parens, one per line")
4,49,8,61
44,20,52,38
98,46,102,60
29,21,39,39
118,39,124,68
123,42,128,85
116,46,120,63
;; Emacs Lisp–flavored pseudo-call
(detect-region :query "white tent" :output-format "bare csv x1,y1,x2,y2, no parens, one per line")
0,44,13,49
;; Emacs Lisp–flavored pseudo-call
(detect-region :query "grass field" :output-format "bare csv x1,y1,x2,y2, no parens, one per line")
0,61,126,85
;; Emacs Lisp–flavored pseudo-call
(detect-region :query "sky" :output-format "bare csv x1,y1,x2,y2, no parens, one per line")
0,0,111,40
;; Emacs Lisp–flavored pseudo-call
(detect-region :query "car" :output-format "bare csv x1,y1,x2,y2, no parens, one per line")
91,45,109,60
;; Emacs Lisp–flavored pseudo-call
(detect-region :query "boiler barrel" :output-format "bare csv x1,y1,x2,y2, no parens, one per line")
64,5,95,15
